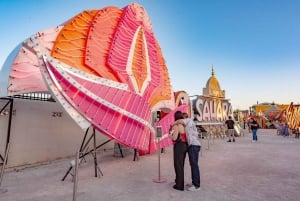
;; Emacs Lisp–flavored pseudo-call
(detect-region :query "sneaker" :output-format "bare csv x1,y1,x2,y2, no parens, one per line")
186,183,193,187
227,140,231,142
188,185,201,191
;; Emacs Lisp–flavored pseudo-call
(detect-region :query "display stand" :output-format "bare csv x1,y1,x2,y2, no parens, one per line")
133,149,139,161
0,142,10,194
116,143,124,158
0,98,14,193
62,128,103,181
62,127,123,181
72,150,79,201
0,98,13,165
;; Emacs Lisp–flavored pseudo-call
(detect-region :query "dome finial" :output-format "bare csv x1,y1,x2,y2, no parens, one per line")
211,65,215,76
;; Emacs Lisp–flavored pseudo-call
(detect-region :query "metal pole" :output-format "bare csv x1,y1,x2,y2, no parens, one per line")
93,129,98,178
206,132,210,150
79,127,90,153
158,139,161,179
200,132,203,156
72,150,79,201
153,137,166,183
0,100,10,113
6,99,13,154
0,142,10,187
0,98,13,163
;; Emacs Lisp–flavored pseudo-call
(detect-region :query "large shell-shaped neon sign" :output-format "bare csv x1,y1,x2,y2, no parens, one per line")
0,3,187,154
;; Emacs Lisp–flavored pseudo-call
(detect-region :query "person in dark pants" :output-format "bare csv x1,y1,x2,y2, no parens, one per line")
282,122,289,137
249,118,259,141
169,111,188,191
187,144,201,191
225,116,235,142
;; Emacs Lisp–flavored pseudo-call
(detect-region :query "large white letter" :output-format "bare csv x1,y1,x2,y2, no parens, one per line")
194,98,203,121
210,100,217,121
227,103,233,118
216,100,223,121
222,102,228,120
203,100,211,121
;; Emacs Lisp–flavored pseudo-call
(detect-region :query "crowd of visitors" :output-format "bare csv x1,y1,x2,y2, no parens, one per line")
273,121,300,138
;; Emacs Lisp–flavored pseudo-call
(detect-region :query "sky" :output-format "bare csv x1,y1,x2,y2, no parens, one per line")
0,0,299,110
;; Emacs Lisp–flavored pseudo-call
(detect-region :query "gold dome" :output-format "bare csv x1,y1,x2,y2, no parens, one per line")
203,66,225,98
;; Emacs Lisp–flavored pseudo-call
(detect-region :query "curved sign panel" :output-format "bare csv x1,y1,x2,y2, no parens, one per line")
0,3,177,153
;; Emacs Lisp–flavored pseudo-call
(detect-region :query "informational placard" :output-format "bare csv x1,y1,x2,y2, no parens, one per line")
156,126,162,138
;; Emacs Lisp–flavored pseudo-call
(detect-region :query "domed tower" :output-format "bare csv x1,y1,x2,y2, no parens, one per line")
192,65,232,127
202,66,225,98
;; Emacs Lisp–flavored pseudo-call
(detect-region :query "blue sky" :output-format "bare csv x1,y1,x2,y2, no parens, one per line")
0,0,299,110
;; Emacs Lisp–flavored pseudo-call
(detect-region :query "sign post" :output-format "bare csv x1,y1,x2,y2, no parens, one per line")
153,126,166,183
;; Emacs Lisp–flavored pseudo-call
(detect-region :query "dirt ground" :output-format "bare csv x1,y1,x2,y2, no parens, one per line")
1,129,300,201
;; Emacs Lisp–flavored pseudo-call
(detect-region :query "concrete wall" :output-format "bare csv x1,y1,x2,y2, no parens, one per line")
0,98,114,168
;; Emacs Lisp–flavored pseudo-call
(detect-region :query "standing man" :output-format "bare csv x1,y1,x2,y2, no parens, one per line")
225,116,235,142
249,118,259,142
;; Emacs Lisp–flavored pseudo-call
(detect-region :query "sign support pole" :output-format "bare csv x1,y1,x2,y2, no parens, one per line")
153,126,166,183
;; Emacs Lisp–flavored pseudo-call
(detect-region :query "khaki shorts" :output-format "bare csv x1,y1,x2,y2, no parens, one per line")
227,129,235,136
